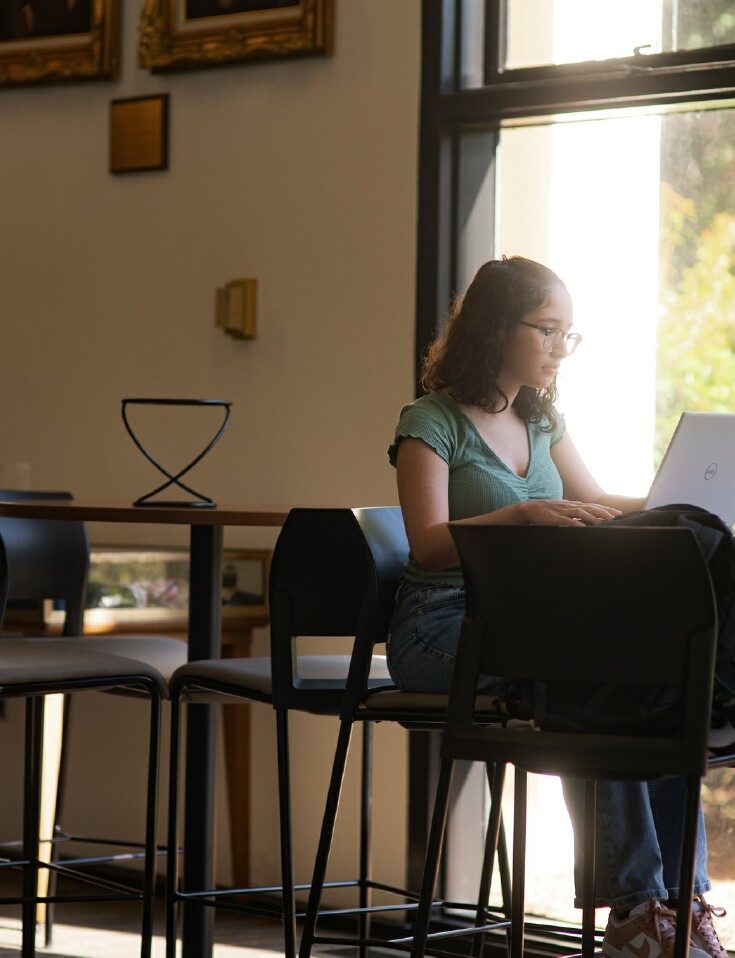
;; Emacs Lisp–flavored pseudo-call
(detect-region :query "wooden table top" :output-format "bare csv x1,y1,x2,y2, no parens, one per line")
0,499,291,527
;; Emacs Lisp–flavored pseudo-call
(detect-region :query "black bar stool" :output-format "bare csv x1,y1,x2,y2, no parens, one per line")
0,489,187,945
0,531,166,958
296,507,511,958
165,508,394,958
411,525,726,958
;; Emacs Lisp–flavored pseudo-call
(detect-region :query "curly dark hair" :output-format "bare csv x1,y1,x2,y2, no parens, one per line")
421,255,567,431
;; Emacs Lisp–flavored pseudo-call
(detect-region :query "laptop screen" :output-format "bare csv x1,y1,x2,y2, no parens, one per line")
645,412,735,525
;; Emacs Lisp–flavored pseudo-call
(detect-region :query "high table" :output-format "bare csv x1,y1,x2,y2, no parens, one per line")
0,499,290,958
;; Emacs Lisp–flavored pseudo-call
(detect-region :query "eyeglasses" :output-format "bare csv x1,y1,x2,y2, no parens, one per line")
518,321,582,356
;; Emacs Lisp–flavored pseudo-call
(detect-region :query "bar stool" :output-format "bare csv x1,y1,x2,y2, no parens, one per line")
0,489,187,942
296,507,511,958
165,507,396,958
0,531,165,958
411,524,727,958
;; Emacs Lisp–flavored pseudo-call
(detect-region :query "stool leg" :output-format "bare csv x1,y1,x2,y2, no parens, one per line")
140,691,161,958
409,756,455,958
165,694,182,958
582,781,597,958
359,722,373,958
673,775,702,958
471,763,507,958
45,693,72,948
498,813,512,957
498,814,511,911
298,721,354,958
510,769,527,958
22,698,43,958
276,709,297,958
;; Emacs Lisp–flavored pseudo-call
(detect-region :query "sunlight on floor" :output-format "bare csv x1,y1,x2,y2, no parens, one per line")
0,918,287,958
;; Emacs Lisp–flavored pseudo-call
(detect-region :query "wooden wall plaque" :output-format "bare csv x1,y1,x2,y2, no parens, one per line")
110,94,169,174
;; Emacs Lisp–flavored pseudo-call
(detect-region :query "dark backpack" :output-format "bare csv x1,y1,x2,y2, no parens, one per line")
611,504,735,711
507,504,735,733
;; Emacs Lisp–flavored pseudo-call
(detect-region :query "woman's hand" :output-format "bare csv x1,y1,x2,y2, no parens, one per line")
517,499,621,526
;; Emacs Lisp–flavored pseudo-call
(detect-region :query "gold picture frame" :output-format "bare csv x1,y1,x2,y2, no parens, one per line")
0,0,120,87
139,0,333,72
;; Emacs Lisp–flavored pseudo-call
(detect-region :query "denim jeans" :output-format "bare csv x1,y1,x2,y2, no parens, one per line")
387,577,711,909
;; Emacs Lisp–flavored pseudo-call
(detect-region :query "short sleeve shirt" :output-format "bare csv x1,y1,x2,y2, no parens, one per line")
388,392,566,584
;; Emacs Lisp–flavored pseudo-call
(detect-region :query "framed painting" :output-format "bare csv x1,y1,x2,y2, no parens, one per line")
139,0,333,72
0,0,120,86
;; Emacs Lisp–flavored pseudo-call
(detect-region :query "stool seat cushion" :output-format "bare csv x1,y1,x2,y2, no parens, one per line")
175,654,392,700
60,635,187,685
0,638,167,696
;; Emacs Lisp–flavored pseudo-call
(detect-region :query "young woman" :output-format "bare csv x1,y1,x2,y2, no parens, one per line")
387,256,726,958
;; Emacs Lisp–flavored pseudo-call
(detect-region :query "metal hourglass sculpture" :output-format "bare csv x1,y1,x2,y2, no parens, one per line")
121,398,232,508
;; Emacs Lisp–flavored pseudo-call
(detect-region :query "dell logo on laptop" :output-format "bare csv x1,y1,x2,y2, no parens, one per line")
705,462,718,481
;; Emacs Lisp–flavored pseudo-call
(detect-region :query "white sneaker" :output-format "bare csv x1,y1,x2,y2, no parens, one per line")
602,900,708,958
709,712,735,756
690,896,727,958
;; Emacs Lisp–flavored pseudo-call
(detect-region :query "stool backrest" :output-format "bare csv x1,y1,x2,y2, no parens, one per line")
353,505,410,639
0,534,8,626
0,490,89,637
447,524,717,777
268,507,408,709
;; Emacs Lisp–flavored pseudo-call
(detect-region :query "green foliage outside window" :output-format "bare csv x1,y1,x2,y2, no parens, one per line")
655,3,735,469
655,202,735,466
657,186,735,881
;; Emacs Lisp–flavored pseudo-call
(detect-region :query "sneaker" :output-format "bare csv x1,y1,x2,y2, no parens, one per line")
603,899,709,958
709,708,735,757
713,686,735,725
690,896,728,958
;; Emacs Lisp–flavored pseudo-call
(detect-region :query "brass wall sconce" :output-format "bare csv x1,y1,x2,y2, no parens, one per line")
215,279,257,340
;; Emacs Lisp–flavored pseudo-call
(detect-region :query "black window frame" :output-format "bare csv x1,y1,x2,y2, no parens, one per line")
415,0,735,389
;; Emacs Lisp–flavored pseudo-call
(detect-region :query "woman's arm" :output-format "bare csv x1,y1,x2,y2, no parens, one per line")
396,438,619,572
551,432,646,514
395,439,460,571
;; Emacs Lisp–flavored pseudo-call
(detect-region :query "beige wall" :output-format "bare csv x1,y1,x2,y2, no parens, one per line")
0,0,420,892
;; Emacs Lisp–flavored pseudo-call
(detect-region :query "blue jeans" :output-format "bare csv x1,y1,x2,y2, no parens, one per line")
387,578,710,909
387,579,505,693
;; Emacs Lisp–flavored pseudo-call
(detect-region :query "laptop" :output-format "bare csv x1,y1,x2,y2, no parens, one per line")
645,412,735,525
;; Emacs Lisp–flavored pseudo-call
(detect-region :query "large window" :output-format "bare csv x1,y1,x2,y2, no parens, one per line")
504,0,735,70
417,0,735,948
497,105,735,493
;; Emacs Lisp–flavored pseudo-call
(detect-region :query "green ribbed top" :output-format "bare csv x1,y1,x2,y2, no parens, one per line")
388,392,566,585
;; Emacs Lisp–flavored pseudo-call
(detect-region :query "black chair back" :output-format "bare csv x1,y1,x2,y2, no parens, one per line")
0,533,8,626
353,506,409,640
342,507,409,714
268,507,407,709
0,490,89,637
270,509,370,639
447,525,717,778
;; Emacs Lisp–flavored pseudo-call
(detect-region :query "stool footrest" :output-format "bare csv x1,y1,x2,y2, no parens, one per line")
391,919,511,945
